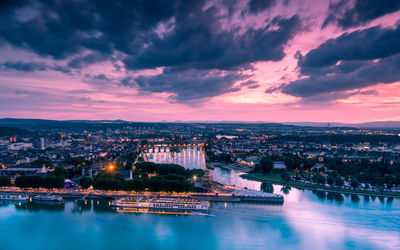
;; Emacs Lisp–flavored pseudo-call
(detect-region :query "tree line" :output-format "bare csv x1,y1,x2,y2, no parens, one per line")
78,162,204,192
15,176,64,189
1,162,204,192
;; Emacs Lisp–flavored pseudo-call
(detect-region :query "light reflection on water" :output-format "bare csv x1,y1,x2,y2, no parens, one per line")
147,148,262,191
0,148,398,249
146,147,206,170
145,148,400,249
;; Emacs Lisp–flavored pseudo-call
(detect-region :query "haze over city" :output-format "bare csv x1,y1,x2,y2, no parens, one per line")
1,0,399,122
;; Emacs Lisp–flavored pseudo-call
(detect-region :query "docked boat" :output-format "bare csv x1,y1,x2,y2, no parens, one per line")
32,194,63,202
112,196,210,211
0,194,29,201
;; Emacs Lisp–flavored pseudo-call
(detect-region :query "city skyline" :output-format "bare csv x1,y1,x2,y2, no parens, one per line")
1,0,400,122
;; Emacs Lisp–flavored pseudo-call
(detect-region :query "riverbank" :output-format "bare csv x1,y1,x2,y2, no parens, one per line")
241,173,400,198
207,162,253,172
0,187,283,203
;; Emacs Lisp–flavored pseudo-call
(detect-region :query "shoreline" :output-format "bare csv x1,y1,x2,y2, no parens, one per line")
0,188,284,203
207,162,253,172
241,173,400,198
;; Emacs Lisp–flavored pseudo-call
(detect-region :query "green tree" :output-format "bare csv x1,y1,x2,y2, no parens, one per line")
53,166,68,179
80,177,93,189
260,157,274,173
387,181,393,190
280,171,291,181
0,176,11,187
334,177,344,186
327,176,334,185
351,179,360,189
303,158,315,170
314,174,326,184
93,173,125,190
43,176,64,189
219,153,232,162
284,156,301,170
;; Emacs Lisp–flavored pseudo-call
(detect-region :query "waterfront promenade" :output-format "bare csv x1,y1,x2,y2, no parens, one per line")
0,187,283,203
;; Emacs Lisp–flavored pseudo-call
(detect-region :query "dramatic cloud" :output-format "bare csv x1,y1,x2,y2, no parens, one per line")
1,0,399,121
127,70,247,103
124,12,301,70
247,0,276,14
0,0,302,104
282,53,400,97
1,61,70,73
67,53,109,69
278,22,400,100
323,0,400,29
0,0,185,59
299,24,400,70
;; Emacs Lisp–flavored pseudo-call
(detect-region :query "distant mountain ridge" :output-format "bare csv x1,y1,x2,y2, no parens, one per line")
283,121,400,128
0,126,31,136
0,118,399,129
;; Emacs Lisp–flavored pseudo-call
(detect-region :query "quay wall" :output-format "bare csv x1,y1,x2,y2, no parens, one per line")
0,190,284,204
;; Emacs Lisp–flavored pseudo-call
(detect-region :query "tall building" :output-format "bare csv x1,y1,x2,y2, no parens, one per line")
40,137,46,150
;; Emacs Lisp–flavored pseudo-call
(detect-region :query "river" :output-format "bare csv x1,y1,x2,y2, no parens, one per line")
0,149,399,249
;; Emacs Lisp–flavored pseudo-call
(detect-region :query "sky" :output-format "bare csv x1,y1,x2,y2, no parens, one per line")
0,0,399,123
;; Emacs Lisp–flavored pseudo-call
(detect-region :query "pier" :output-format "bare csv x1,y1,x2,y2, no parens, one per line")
0,189,284,204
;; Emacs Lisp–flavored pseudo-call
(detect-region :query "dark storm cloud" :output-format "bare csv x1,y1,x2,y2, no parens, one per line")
239,80,260,89
248,0,277,14
298,24,400,70
84,73,111,81
0,0,188,59
300,60,367,76
281,53,400,97
0,0,300,68
276,23,400,100
323,0,400,29
1,61,47,71
124,13,301,70
293,89,378,104
240,80,257,87
0,0,26,13
1,61,70,73
67,53,108,69
247,84,260,89
124,70,248,103
0,0,302,104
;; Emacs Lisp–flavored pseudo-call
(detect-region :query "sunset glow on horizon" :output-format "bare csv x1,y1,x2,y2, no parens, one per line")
1,0,400,123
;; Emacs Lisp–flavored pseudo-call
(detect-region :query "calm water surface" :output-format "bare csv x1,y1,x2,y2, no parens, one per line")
0,149,399,250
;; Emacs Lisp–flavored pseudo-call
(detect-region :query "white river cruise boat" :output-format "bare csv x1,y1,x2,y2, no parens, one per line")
0,194,29,201
32,194,63,202
112,196,210,211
